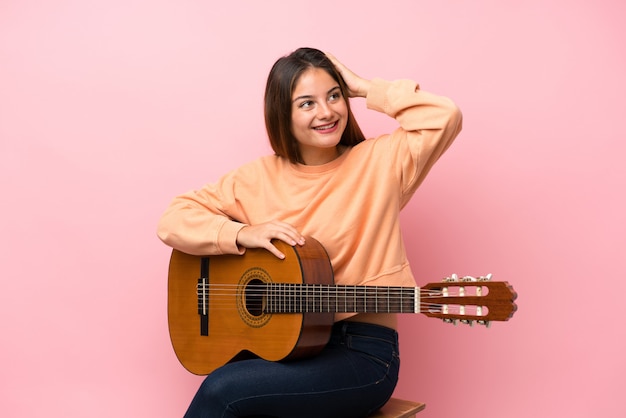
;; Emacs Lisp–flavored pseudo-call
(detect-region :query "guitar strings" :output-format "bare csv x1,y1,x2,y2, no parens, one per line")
190,302,479,315
193,283,475,297
190,283,486,315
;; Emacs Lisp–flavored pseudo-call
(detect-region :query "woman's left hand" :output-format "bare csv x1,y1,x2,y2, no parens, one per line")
325,52,371,99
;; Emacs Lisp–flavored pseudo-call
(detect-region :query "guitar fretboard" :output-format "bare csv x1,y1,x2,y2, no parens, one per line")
264,284,419,314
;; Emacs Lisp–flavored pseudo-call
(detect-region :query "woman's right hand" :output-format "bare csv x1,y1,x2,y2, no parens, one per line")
236,220,306,259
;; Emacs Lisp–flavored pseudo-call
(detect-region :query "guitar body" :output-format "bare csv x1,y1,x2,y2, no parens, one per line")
168,238,334,375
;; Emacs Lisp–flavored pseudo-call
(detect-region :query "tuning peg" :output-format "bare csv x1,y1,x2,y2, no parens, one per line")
443,274,459,282
460,319,474,326
443,318,458,326
461,275,477,282
478,274,493,282
477,320,491,328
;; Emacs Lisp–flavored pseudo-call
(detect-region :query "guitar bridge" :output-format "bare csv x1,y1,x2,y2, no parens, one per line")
196,257,209,336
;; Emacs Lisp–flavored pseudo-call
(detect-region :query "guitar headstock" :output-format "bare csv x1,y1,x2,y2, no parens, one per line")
420,274,517,327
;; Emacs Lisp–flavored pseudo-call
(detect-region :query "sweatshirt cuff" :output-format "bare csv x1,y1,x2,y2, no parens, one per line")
366,78,420,116
217,220,247,255
366,78,393,114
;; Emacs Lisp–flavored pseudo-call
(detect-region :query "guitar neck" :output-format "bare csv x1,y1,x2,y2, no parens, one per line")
265,284,419,314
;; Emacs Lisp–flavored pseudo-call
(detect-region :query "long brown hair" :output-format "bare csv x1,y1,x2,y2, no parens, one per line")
264,47,365,164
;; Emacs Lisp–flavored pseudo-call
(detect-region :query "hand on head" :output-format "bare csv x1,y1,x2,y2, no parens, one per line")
324,52,371,98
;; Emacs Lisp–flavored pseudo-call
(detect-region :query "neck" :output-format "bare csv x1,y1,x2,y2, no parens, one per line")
301,146,344,166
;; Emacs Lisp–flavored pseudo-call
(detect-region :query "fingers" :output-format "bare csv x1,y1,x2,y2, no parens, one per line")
324,51,370,98
325,51,351,81
325,52,340,68
236,221,306,259
263,220,305,246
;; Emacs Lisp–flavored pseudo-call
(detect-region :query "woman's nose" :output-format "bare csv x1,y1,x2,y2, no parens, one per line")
317,102,332,119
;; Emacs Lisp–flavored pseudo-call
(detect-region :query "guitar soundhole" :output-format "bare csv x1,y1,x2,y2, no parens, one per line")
245,279,266,317
237,267,272,328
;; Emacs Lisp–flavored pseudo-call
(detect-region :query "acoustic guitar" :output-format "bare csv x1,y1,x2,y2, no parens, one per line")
167,236,517,375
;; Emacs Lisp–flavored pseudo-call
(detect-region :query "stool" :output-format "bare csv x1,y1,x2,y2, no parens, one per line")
368,398,426,418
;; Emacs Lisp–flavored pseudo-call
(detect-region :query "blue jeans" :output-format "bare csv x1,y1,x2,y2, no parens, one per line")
183,321,401,418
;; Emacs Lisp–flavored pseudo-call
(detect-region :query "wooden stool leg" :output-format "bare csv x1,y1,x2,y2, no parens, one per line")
368,398,426,418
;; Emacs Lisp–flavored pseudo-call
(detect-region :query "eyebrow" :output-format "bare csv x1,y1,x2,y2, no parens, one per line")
292,85,341,103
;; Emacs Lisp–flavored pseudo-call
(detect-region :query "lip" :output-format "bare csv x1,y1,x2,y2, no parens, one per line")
312,121,339,133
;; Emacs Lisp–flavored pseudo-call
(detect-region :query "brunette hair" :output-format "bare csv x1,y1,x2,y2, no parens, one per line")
264,47,365,164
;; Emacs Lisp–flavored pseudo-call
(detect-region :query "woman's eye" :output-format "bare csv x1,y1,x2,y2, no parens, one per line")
329,92,342,101
299,100,313,109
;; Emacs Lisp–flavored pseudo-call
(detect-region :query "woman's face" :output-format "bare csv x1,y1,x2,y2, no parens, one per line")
290,67,348,165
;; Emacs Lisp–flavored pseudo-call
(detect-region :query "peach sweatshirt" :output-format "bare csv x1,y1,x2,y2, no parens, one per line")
158,79,462,319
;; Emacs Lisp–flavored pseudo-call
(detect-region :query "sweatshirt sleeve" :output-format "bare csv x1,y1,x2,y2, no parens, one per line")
156,171,248,256
366,78,463,207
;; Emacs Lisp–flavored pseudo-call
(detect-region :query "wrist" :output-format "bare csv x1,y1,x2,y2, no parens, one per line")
357,79,372,98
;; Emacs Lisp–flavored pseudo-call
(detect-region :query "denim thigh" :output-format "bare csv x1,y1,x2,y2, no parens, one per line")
183,321,400,418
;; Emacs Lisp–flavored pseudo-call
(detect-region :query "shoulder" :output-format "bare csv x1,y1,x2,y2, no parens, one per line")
228,154,285,174
220,154,287,184
349,131,405,155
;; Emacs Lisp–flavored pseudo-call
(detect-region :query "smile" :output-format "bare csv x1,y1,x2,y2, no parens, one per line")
313,121,338,131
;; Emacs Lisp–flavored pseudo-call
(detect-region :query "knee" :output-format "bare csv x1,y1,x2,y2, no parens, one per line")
196,373,236,405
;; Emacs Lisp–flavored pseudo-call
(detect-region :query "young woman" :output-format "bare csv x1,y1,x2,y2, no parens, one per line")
158,47,462,418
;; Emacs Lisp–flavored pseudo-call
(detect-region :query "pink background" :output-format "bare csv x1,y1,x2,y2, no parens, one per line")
2,1,624,417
